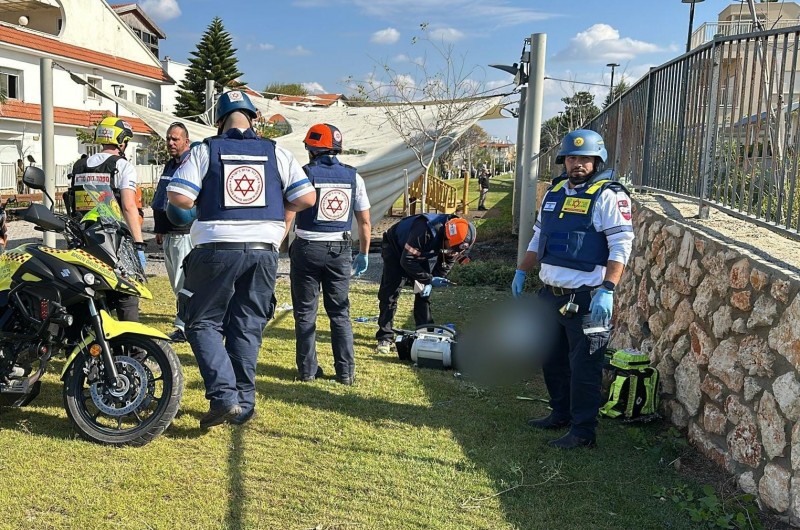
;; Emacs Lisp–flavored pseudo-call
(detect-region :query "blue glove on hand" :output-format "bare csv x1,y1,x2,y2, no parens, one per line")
431,276,449,288
137,250,146,270
589,288,614,326
420,284,433,298
352,253,368,278
511,269,526,298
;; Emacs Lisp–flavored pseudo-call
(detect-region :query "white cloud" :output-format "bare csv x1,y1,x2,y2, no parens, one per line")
246,43,275,51
429,27,464,42
139,0,181,22
287,45,312,56
371,27,400,45
392,54,424,66
302,82,326,94
553,24,663,63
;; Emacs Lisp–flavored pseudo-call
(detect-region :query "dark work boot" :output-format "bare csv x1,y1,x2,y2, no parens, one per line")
548,432,596,449
526,413,570,430
200,403,242,429
299,366,324,382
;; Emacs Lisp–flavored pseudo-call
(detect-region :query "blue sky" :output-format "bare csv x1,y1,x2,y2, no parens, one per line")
141,0,739,140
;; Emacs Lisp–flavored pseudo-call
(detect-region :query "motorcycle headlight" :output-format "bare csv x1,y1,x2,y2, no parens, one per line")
83,273,96,285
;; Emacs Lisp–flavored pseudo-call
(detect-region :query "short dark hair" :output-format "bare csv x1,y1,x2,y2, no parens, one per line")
167,122,189,137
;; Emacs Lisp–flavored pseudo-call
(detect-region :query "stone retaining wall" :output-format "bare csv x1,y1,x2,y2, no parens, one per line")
612,201,800,524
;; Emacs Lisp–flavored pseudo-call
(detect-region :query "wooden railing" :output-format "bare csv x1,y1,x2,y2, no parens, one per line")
408,174,458,214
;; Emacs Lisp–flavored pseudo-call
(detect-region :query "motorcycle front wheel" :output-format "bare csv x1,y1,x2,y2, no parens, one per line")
63,335,184,446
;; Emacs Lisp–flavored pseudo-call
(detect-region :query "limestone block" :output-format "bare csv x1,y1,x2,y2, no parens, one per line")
693,277,716,319
757,391,787,459
689,322,714,366
700,374,724,402
759,462,791,512
747,295,777,329
729,258,750,289
659,285,681,311
773,372,800,422
677,231,694,268
727,420,762,468
750,268,769,292
656,355,676,394
665,224,682,238
689,259,703,287
771,278,791,304
739,471,758,495
725,394,755,426
738,335,775,377
708,337,743,392
732,318,748,334
689,421,726,467
743,377,762,403
633,255,648,277
792,422,800,470
730,290,752,312
666,300,695,343
670,334,691,363
675,354,702,416
768,293,800,370
669,400,689,427
694,238,706,254
712,305,732,338
637,274,649,315
703,403,727,435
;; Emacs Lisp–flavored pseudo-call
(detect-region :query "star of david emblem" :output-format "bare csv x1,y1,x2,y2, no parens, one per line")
234,174,256,196
326,196,344,214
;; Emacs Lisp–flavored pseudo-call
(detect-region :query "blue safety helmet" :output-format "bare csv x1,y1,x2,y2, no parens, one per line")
166,203,197,227
555,129,608,165
215,90,258,125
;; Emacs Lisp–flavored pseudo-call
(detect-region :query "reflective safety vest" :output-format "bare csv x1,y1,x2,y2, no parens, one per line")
295,155,356,233
197,128,284,222
537,169,624,272
68,155,122,215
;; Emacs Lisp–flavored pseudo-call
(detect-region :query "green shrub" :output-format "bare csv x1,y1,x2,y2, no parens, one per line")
448,259,541,291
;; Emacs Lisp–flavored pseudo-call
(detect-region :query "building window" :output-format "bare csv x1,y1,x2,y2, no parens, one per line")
0,70,21,100
118,89,128,101
135,93,148,107
87,76,102,100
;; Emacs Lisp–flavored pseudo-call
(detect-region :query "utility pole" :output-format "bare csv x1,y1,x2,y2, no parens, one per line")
606,63,620,103
40,58,56,247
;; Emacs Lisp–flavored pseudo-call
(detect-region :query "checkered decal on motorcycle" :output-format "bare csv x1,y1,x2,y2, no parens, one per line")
39,247,114,274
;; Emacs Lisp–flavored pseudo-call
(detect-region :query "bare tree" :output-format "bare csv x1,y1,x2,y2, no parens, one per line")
356,24,489,211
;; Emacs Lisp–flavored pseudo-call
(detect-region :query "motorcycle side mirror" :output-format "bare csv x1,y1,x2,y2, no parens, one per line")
22,166,46,190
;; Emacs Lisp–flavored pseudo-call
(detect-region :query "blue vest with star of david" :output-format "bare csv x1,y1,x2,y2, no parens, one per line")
197,128,284,222
295,155,357,233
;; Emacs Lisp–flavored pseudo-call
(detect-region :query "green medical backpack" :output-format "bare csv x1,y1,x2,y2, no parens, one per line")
600,349,659,421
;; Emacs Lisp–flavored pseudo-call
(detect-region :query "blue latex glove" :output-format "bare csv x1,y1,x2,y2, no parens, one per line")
511,269,526,298
352,253,368,278
589,288,614,326
137,250,146,270
431,276,449,288
420,284,433,298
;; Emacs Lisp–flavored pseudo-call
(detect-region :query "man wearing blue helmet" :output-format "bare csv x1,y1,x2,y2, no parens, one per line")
168,90,316,429
152,122,195,342
511,129,634,449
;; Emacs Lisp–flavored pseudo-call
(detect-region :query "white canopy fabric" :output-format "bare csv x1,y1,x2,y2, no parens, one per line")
113,93,501,226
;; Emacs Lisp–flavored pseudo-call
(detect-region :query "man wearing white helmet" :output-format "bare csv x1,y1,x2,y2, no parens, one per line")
512,129,634,449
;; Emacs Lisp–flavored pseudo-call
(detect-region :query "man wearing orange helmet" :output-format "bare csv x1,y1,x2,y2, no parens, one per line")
284,123,371,385
375,214,475,354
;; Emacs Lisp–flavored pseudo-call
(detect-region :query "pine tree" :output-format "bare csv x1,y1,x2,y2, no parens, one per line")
175,17,244,121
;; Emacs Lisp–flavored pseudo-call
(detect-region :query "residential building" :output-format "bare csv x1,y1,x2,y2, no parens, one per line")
0,0,172,179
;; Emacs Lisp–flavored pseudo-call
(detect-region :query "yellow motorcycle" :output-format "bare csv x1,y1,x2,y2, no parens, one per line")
0,167,183,446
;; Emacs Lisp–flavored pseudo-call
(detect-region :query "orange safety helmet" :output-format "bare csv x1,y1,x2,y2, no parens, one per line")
304,123,343,153
443,217,476,252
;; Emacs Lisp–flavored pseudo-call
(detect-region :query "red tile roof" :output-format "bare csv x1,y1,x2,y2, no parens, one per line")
0,100,154,135
0,24,172,83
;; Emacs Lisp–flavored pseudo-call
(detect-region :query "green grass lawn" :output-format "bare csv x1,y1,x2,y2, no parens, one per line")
0,179,749,529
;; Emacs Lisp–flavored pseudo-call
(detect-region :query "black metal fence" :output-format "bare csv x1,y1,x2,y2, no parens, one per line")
538,25,800,239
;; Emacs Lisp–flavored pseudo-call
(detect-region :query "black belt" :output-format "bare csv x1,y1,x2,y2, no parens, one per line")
544,284,597,296
196,242,276,251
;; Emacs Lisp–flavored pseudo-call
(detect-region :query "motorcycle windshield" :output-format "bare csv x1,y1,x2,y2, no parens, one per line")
79,184,127,229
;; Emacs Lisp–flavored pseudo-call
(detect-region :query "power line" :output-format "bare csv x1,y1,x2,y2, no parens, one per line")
544,76,609,88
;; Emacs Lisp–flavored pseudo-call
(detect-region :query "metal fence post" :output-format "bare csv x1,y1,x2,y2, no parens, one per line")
640,68,656,189
698,38,722,219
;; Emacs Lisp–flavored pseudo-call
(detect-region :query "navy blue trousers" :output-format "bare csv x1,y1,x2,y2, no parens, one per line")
179,247,278,416
539,288,610,439
289,238,355,380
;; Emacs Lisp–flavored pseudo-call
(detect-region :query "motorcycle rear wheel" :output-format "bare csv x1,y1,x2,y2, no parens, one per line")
63,335,183,446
